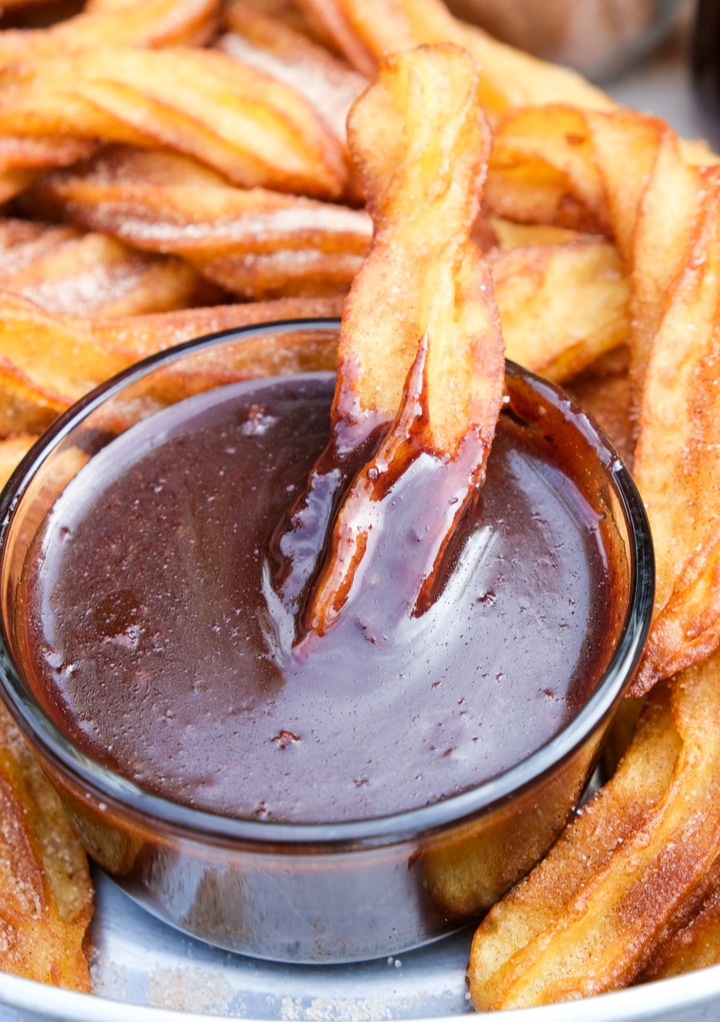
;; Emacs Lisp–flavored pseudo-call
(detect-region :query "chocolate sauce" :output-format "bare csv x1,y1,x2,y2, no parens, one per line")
19,372,617,824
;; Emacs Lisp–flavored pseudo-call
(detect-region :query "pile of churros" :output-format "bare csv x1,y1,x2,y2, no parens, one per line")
3,0,720,1010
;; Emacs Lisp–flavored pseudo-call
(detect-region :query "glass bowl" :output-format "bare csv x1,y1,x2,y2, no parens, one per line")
0,319,653,964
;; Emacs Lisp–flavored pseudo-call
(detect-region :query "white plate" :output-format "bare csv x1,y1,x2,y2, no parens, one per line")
2,868,720,1020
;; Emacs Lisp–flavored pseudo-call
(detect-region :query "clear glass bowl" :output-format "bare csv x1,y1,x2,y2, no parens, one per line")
0,319,654,963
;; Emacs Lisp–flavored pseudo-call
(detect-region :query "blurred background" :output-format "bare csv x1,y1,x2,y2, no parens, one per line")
445,0,684,80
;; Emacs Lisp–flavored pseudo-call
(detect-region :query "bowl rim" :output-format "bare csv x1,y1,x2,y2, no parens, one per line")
0,317,655,849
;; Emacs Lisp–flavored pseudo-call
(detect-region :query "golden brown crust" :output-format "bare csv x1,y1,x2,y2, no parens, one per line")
468,654,720,1006
0,0,715,1003
300,44,505,634
487,104,720,696
0,704,92,990
468,684,681,1007
218,1,366,144
639,882,720,982
295,0,613,113
631,168,720,692
0,217,217,315
0,289,345,433
0,46,350,199
491,238,628,383
32,147,371,300
0,0,221,64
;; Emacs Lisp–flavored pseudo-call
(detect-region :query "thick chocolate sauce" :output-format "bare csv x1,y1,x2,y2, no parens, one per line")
20,372,616,824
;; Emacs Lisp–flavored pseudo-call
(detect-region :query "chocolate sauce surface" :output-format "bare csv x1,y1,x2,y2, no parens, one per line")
21,373,616,823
